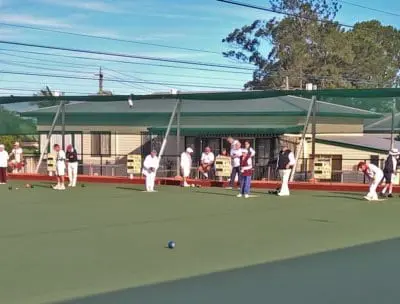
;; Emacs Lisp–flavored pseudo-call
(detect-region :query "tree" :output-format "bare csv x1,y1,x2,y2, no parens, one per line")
31,88,69,108
0,107,37,151
222,0,400,93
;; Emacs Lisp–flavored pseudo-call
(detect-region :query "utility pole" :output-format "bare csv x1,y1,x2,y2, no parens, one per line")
285,76,289,90
95,67,104,95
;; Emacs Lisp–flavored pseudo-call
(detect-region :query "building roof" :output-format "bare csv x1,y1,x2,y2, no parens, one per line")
22,95,381,119
316,134,399,153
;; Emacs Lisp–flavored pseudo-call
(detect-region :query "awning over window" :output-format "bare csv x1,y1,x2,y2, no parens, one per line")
148,125,303,136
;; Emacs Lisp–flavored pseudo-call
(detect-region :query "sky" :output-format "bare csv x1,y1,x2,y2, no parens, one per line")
0,0,399,103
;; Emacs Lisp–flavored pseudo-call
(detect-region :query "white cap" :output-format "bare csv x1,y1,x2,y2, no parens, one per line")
389,148,399,155
0,144,4,149
186,147,193,153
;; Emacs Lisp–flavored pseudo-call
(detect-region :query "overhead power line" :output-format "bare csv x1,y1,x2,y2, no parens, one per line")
339,0,400,18
0,48,252,75
0,51,246,82
0,40,254,71
217,0,354,28
0,22,221,55
0,70,241,90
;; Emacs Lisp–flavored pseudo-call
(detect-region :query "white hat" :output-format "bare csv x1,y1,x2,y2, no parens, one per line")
389,148,399,155
0,144,4,149
186,147,193,153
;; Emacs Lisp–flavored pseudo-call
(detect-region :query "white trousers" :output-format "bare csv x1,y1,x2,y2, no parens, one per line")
145,172,156,191
279,169,291,195
68,162,78,186
367,173,383,200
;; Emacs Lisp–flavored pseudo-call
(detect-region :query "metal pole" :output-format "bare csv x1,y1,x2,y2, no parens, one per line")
391,98,396,149
61,101,66,150
310,96,317,179
158,97,180,159
176,98,182,176
35,103,63,173
290,95,316,182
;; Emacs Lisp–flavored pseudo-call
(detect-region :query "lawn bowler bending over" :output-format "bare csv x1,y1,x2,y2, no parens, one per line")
53,144,66,190
142,150,159,192
66,144,78,187
276,144,296,196
358,161,384,201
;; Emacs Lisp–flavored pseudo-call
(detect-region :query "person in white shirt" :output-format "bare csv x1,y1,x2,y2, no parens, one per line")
228,141,242,189
358,161,384,201
227,137,236,149
198,146,215,179
276,145,296,196
53,144,66,190
9,142,24,173
180,147,193,187
244,141,255,157
0,144,9,184
142,150,159,192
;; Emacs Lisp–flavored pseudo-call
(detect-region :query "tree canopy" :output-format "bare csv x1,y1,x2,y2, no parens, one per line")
222,0,400,91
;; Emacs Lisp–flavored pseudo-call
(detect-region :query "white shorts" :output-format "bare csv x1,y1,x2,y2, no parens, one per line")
56,165,66,176
181,167,190,178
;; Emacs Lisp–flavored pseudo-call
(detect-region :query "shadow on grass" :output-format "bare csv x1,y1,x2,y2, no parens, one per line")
56,237,400,304
313,195,363,201
192,189,236,197
116,187,145,192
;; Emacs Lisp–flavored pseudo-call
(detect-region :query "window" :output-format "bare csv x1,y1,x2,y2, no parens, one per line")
41,132,82,159
91,132,111,156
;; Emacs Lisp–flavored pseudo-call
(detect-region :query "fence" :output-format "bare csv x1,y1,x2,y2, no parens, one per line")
10,152,381,184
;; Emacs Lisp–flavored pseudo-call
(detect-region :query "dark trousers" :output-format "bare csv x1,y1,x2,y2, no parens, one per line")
240,175,251,194
230,166,241,187
0,167,7,183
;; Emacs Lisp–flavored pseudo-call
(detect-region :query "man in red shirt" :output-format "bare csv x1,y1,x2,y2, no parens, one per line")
237,149,253,198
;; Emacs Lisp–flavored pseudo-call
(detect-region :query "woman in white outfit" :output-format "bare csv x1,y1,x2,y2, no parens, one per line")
53,144,66,190
142,150,159,192
358,161,384,201
180,148,193,187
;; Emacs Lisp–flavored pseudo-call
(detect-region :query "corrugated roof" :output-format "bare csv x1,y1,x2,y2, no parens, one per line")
22,96,381,118
317,134,399,153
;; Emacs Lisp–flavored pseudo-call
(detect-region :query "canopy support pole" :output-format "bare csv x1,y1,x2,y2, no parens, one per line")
35,102,63,173
290,96,316,182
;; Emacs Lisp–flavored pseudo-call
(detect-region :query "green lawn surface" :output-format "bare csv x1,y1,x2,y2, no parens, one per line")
1,182,400,303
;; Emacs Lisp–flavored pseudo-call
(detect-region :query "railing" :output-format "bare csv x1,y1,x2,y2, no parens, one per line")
9,153,383,184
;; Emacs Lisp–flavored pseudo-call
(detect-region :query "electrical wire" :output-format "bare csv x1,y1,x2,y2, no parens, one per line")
0,70,241,90
0,50,247,82
0,40,254,71
338,0,400,17
217,0,354,28
0,48,252,75
0,22,222,55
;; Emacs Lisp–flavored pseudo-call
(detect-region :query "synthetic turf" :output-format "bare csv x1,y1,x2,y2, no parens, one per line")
1,182,400,303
